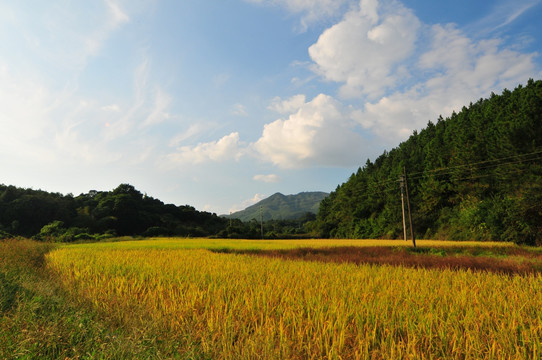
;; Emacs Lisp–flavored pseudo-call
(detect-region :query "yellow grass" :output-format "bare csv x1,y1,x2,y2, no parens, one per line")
46,239,541,359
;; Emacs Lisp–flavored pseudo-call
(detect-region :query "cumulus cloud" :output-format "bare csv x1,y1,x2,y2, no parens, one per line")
349,22,539,141
253,174,281,183
164,93,367,169
308,0,420,98
166,132,244,164
253,94,365,168
176,94,367,169
419,24,537,90
305,0,540,143
268,94,306,114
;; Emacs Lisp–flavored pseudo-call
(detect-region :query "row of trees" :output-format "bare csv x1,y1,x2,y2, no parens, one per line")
314,79,542,245
223,213,316,239
0,183,316,241
0,184,228,241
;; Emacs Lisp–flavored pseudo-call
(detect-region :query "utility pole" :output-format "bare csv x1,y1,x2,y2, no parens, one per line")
399,176,407,241
403,167,416,248
260,205,264,239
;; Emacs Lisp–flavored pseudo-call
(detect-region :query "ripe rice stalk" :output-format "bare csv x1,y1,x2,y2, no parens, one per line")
46,240,542,359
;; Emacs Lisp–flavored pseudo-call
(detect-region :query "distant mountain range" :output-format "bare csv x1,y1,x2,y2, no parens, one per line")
227,192,329,222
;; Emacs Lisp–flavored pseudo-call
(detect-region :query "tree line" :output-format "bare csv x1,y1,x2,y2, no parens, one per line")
0,183,231,241
0,183,315,241
313,79,542,245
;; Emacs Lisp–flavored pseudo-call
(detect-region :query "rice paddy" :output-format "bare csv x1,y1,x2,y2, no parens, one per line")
43,238,542,359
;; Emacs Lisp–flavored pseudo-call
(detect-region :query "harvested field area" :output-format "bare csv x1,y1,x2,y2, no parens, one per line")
213,246,542,275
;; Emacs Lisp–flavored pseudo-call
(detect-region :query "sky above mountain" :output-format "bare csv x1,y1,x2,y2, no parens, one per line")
1,0,541,214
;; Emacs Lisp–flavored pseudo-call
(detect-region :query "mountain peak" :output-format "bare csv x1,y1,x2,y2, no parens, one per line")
229,191,328,221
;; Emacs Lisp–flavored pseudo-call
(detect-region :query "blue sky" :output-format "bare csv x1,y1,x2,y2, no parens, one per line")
1,0,541,215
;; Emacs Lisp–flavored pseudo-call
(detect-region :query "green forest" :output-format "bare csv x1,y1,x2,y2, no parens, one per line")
0,184,315,241
313,79,542,245
0,184,228,241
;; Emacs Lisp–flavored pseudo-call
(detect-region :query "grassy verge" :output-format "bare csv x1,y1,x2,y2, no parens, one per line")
0,239,186,359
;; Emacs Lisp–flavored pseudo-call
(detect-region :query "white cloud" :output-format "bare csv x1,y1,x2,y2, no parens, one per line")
164,93,368,169
308,0,420,99
101,104,121,112
253,174,282,183
106,0,130,25
347,26,538,143
166,132,244,164
469,0,542,35
142,88,172,127
254,94,365,168
245,0,353,31
306,0,540,143
168,123,215,147
232,103,248,116
0,65,58,162
268,94,306,114
419,24,537,91
229,193,267,213
53,121,123,164
31,1,131,72
0,60,128,167
0,1,151,167
105,58,170,139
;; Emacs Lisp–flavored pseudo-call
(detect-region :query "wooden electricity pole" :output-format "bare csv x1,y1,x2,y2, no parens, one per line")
403,167,416,248
399,176,407,241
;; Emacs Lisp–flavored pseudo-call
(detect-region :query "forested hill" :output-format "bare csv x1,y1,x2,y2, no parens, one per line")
228,192,329,222
314,79,542,245
0,184,227,240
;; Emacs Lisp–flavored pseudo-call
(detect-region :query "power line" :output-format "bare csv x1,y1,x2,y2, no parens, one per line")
408,155,542,182
407,148,542,178
333,150,542,198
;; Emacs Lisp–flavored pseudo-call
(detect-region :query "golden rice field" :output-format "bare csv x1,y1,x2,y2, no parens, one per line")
46,238,542,359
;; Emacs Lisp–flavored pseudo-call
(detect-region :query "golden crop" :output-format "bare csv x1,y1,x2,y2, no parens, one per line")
46,239,542,359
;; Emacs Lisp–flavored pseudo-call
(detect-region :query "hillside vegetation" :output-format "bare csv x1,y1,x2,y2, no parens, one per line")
229,192,328,222
314,79,542,245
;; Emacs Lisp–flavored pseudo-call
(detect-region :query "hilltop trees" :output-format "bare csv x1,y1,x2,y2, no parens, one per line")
314,79,542,245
